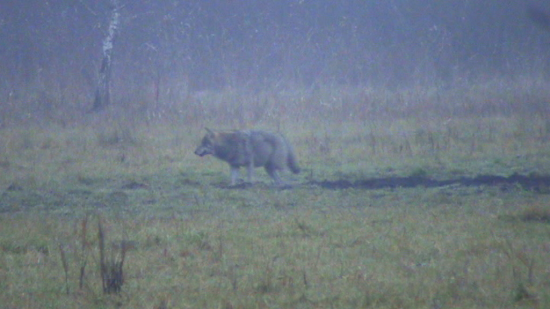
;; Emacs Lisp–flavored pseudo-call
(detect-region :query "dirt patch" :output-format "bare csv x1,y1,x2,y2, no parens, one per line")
310,173,550,192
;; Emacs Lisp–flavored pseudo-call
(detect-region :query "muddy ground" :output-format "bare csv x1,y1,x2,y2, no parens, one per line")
310,173,550,192
1,173,549,215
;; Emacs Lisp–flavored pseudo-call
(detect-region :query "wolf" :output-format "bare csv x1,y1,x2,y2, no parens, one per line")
194,128,300,186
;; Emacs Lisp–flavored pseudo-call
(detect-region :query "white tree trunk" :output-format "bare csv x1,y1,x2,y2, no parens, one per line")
90,0,120,112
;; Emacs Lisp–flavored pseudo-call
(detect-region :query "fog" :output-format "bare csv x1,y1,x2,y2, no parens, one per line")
1,0,549,121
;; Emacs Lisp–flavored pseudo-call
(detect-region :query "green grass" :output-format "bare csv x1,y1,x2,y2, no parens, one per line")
0,189,548,308
1,84,550,308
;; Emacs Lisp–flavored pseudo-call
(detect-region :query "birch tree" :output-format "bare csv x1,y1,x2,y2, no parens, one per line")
90,0,120,113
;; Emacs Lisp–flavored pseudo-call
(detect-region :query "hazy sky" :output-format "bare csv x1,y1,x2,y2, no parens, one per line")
1,0,549,91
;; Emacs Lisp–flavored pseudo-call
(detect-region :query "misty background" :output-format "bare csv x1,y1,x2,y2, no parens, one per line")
1,0,550,124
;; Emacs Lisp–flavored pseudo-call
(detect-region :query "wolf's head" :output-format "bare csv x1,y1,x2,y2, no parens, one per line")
194,128,217,157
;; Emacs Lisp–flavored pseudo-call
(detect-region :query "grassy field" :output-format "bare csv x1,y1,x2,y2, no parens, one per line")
1,83,550,308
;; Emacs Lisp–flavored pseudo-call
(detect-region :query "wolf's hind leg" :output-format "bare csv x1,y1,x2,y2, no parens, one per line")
246,163,254,183
265,166,283,185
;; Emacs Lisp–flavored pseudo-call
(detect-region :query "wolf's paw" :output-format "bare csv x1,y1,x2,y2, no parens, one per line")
229,182,254,189
275,183,296,190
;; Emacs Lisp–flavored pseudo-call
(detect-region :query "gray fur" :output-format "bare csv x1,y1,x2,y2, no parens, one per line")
194,129,300,185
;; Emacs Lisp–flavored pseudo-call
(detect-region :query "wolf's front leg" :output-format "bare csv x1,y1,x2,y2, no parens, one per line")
246,162,254,183
230,166,240,185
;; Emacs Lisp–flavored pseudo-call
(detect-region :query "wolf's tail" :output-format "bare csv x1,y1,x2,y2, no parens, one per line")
287,148,301,174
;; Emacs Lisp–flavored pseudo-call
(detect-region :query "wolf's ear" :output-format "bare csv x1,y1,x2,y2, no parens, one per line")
205,127,214,134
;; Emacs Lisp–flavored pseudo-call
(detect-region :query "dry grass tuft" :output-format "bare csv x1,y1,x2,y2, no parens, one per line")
519,206,550,223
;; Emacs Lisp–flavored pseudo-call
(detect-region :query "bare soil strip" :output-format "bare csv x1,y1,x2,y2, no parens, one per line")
310,173,550,192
